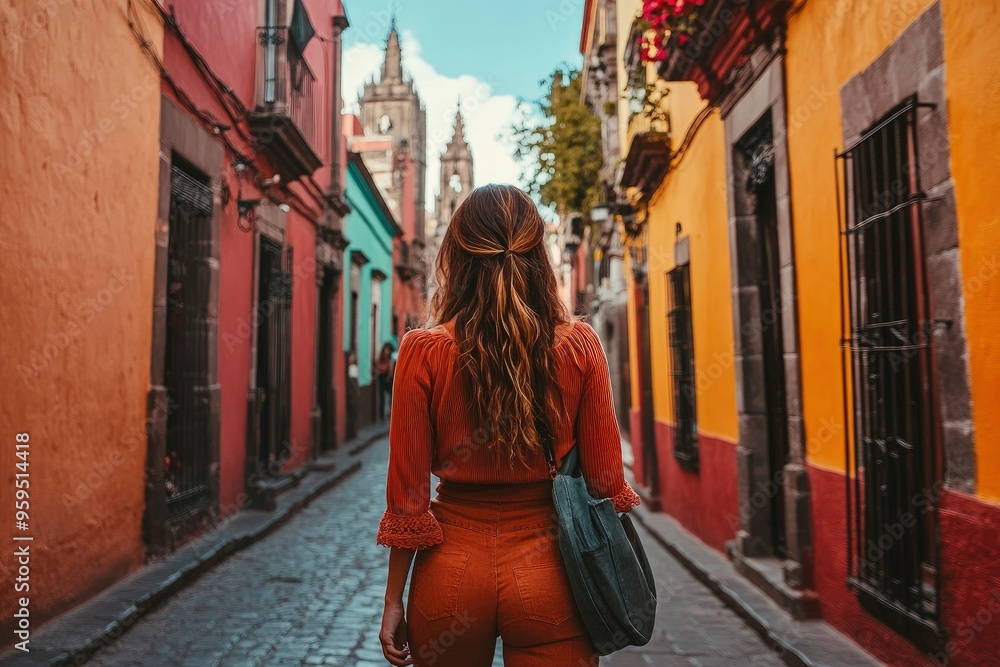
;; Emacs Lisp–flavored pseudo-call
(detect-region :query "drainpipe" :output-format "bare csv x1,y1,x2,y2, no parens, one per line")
327,11,349,211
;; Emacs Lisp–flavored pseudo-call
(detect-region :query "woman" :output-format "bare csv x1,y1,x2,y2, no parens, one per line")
377,184,640,666
375,342,395,422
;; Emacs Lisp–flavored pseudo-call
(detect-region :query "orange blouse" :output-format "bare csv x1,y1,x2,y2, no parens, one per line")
376,319,641,550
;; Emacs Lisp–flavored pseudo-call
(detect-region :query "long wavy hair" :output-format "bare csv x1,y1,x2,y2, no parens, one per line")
430,184,570,466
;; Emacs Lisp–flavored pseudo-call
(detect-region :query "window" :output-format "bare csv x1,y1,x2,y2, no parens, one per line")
666,262,697,470
164,159,214,515
838,96,941,643
370,276,383,366
349,262,361,353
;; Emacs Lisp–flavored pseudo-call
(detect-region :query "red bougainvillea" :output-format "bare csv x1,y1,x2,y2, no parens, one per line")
638,0,706,62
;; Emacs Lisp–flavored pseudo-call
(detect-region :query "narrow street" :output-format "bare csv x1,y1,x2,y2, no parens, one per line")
87,438,783,667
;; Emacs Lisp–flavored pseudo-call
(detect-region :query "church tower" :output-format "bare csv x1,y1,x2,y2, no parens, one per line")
358,20,427,244
434,106,474,237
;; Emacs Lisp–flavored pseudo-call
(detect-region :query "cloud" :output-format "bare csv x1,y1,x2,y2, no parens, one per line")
341,32,524,218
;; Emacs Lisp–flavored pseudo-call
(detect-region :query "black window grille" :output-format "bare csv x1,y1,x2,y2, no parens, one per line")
164,162,213,518
666,263,698,470
256,237,293,475
836,96,943,647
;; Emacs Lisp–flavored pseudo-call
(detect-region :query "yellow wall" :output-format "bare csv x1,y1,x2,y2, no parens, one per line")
786,0,1000,500
0,0,163,626
640,86,738,443
940,0,1000,500
615,0,642,153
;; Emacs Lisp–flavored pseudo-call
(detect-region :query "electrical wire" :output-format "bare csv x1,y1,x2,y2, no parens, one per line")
126,0,325,222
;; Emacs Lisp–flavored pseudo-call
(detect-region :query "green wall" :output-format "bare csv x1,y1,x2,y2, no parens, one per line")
344,160,397,387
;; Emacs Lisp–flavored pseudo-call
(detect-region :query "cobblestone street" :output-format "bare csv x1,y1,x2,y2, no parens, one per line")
87,437,784,667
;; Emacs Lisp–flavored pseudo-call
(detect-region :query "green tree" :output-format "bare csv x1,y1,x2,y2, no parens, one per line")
511,68,603,218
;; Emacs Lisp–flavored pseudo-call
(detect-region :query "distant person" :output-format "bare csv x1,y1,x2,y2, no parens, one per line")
377,184,639,665
375,342,395,422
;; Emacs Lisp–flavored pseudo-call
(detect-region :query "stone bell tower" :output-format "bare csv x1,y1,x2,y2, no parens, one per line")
434,106,474,236
358,18,427,243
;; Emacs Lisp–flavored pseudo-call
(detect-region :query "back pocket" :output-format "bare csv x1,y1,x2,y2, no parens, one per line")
513,562,577,625
412,548,471,621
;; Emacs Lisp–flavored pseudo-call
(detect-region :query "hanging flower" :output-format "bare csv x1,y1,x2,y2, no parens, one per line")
639,0,705,63
639,31,668,62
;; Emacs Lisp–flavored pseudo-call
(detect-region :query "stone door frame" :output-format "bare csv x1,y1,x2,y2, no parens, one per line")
145,96,222,556
720,42,814,608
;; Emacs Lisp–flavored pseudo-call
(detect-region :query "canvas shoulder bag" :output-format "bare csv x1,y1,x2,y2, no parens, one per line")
535,412,658,655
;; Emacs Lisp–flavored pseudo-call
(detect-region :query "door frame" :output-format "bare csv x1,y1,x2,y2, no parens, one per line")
145,96,222,556
721,51,812,595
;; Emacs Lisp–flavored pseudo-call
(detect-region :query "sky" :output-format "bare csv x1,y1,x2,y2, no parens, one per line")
340,0,586,215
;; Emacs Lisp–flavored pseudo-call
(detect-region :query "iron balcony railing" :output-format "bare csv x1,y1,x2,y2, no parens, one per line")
256,25,322,162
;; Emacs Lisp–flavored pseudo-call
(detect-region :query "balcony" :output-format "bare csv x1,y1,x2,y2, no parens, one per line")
395,240,423,282
248,26,323,181
657,0,788,105
620,124,671,194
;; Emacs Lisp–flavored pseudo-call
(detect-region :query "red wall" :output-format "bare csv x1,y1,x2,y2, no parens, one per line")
809,464,1000,666
627,409,739,555
937,490,1000,666
654,421,739,553
163,0,344,507
162,10,262,516
283,213,317,472
391,151,427,338
628,408,647,492
217,164,255,512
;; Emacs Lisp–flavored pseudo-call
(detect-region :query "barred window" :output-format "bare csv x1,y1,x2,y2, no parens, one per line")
838,96,942,644
666,263,697,470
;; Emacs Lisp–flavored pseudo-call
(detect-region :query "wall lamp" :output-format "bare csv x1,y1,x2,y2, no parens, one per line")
237,197,261,233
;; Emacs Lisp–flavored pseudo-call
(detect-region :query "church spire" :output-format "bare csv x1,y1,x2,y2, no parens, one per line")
380,23,402,83
447,103,467,149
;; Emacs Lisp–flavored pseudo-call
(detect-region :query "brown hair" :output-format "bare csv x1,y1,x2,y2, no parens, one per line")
430,184,570,466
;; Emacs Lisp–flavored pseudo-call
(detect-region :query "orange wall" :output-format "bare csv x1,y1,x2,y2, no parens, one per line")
785,0,938,473
786,0,1000,502
939,0,1000,500
0,0,163,636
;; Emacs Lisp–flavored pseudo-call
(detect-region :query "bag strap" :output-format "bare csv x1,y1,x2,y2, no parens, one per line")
533,402,558,480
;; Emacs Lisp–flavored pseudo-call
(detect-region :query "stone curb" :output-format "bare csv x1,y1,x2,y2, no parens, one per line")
626,468,884,667
0,424,389,667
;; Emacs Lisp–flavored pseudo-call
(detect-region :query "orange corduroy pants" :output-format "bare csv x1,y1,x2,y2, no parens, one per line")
405,479,599,667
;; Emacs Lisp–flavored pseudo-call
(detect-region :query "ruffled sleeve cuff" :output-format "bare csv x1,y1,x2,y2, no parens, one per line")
610,481,641,513
376,510,444,549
